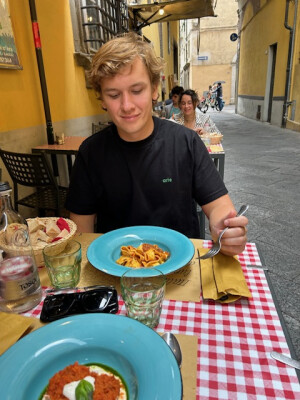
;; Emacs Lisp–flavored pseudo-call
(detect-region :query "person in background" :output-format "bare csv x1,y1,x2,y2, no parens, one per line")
165,91,173,105
212,82,224,111
171,89,221,136
165,85,184,119
207,85,212,99
66,32,248,256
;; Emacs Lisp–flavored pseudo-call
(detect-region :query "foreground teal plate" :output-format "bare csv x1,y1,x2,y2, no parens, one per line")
87,225,194,277
0,313,182,400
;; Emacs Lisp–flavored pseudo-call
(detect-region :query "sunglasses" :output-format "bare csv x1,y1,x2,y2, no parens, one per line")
40,287,118,322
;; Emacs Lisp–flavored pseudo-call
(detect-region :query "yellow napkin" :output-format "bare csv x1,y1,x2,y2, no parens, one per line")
199,248,251,303
0,312,44,355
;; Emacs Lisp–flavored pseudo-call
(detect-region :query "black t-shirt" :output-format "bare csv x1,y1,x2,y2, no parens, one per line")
66,117,227,238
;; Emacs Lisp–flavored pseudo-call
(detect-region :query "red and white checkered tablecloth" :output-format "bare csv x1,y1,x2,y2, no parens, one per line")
23,242,300,399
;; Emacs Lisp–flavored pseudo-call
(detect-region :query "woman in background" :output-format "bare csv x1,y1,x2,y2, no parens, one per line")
171,89,221,136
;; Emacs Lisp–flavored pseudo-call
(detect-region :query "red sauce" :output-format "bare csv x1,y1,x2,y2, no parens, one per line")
45,362,120,400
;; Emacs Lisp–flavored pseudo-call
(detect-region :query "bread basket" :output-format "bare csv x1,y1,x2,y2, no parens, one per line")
0,218,77,266
210,133,223,145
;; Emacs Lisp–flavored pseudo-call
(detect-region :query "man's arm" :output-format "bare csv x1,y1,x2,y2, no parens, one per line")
202,194,248,256
69,212,96,233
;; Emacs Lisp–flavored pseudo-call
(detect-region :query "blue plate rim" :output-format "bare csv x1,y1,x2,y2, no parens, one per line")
0,313,182,399
87,225,195,277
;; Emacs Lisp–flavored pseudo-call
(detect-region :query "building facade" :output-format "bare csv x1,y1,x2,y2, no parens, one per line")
179,0,238,105
237,0,300,131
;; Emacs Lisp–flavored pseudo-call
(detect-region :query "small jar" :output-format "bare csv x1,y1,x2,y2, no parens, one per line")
0,182,42,313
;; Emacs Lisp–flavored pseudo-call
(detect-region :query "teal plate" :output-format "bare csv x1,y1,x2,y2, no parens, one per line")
87,225,195,277
0,313,182,400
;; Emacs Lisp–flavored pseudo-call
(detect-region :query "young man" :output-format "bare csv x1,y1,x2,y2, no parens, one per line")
165,86,184,119
66,33,248,256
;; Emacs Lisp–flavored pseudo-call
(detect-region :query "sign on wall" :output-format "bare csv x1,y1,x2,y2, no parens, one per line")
197,56,208,61
0,0,21,69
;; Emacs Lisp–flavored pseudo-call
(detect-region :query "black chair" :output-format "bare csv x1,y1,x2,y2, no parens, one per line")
0,148,69,217
196,203,206,239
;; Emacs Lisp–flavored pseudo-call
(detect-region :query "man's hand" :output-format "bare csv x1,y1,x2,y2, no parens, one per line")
215,209,248,256
202,196,248,256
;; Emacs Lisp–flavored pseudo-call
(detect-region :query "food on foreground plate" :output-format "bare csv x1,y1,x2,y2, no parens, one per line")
116,243,170,268
40,361,127,400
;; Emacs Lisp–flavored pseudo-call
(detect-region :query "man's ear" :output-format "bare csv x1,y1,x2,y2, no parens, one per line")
152,85,159,102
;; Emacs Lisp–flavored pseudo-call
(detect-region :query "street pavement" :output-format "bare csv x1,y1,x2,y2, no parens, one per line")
205,105,300,359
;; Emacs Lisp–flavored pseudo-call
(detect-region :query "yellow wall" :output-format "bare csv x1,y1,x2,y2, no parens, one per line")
0,0,101,150
239,0,289,96
289,4,300,122
188,0,238,105
143,21,179,99
192,28,237,103
193,64,232,101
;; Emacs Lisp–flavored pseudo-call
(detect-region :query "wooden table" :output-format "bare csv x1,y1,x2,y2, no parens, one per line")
32,136,86,179
18,234,300,399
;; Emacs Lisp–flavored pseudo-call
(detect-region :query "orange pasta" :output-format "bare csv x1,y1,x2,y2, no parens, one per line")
116,243,170,268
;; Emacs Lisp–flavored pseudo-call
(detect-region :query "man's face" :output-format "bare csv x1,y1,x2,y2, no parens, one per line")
100,57,158,141
172,94,179,107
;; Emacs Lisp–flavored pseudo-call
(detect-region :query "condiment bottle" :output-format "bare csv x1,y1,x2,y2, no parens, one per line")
0,182,42,313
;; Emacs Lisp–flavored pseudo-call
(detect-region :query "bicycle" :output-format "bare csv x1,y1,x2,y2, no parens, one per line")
198,93,220,113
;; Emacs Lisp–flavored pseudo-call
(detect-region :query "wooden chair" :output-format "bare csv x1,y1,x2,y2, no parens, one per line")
0,148,69,217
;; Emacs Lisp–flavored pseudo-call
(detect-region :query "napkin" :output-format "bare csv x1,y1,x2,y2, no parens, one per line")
198,248,251,303
0,312,44,355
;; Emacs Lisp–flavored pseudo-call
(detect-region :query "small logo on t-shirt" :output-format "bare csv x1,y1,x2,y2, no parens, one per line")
162,178,172,183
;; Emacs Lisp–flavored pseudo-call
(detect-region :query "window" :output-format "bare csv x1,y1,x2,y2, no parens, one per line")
70,0,129,57
81,0,129,52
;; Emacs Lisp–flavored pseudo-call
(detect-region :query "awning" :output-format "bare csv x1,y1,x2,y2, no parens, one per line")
128,0,215,31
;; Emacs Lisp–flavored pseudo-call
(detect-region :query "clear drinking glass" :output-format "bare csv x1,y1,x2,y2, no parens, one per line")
43,240,81,289
121,268,166,329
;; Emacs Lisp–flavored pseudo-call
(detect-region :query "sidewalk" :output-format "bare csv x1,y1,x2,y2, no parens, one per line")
207,105,300,359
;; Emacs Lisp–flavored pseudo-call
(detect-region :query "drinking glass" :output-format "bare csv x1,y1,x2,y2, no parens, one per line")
43,240,81,289
121,268,166,329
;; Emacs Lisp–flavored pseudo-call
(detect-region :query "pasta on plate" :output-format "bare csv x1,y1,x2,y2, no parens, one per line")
116,243,170,268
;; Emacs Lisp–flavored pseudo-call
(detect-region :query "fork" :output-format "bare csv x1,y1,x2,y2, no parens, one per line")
199,204,249,260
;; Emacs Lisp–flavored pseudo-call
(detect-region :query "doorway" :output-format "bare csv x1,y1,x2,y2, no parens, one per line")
263,43,277,122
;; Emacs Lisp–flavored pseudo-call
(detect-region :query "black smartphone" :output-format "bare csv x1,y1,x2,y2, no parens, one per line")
40,287,119,322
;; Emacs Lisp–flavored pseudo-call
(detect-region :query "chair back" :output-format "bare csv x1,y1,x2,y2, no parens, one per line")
0,148,63,214
0,149,57,188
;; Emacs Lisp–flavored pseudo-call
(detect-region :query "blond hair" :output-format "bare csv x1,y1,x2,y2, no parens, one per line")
89,32,165,97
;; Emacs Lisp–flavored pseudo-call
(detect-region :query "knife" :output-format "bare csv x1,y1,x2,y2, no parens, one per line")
246,264,269,271
270,351,300,370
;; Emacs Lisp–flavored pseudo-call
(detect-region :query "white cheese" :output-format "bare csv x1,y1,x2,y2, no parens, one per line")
62,376,95,400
